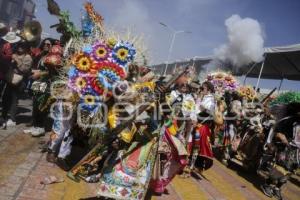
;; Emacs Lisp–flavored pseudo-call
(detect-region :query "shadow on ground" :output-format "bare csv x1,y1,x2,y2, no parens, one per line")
212,147,265,191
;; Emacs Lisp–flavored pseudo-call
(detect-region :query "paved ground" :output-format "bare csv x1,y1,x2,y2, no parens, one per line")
0,99,299,200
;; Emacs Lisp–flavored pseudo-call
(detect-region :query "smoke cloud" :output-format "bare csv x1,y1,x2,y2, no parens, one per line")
214,14,265,68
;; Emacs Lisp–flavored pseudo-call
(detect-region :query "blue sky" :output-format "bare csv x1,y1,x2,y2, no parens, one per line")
35,0,300,90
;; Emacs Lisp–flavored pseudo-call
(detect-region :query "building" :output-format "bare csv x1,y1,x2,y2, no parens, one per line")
152,57,212,76
0,0,36,29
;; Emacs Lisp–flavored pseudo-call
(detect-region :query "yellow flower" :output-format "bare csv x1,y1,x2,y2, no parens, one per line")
168,123,178,136
73,53,92,71
95,47,107,58
215,72,224,79
84,95,95,105
108,107,118,129
107,37,117,48
75,77,87,89
133,82,155,92
116,48,129,61
120,124,137,143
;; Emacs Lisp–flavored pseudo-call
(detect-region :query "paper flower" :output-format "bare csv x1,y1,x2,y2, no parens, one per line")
44,54,62,67
91,61,126,95
206,71,239,95
68,66,79,78
84,2,104,31
91,78,104,95
112,42,136,66
92,61,126,78
82,45,93,54
214,72,224,79
68,72,91,94
73,53,93,72
50,45,63,55
91,41,111,62
81,11,94,37
238,86,256,101
79,88,101,112
107,37,117,48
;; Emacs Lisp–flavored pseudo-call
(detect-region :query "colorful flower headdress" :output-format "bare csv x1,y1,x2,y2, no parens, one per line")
68,39,136,96
55,1,150,115
238,85,257,101
206,71,239,95
64,3,141,113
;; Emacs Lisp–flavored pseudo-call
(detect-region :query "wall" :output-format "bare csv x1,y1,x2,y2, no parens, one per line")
0,0,35,28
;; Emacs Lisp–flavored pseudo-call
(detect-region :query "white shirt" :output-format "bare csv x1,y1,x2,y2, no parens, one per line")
197,94,215,115
168,90,197,119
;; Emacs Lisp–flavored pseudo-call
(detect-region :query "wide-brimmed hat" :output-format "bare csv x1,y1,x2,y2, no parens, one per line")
0,23,8,37
2,31,21,43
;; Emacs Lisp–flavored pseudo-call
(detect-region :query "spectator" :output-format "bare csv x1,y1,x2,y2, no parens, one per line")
1,41,32,127
0,30,18,79
0,22,9,95
24,39,63,137
0,23,7,37
23,39,53,136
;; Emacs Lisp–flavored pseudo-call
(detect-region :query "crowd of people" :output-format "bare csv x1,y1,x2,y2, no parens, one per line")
0,2,299,200
0,22,62,136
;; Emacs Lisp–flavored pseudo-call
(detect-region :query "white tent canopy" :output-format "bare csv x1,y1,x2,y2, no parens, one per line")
153,43,300,81
234,43,300,80
264,43,300,53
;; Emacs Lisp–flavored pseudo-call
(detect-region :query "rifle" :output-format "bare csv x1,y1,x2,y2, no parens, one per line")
261,87,277,105
67,67,190,182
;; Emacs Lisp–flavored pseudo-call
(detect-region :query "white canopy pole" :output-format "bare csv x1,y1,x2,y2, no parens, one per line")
164,32,176,76
255,61,265,90
243,63,257,86
174,59,181,72
278,78,284,94
243,75,247,86
252,58,265,103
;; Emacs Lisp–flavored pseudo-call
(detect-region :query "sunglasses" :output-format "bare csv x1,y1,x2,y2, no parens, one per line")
44,43,51,46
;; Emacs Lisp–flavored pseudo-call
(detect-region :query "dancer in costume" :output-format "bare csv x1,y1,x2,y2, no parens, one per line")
43,2,187,200
150,116,188,195
183,81,216,176
259,101,300,200
43,2,191,199
46,91,78,170
168,81,197,137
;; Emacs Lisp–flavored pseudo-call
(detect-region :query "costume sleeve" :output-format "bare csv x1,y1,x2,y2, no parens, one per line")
0,43,12,60
182,94,196,119
167,90,179,105
200,95,215,114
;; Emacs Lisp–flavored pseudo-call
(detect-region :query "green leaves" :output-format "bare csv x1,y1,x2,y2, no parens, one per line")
271,92,300,105
58,11,81,38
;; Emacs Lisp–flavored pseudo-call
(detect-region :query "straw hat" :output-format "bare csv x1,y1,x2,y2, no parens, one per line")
2,31,21,43
0,23,8,37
